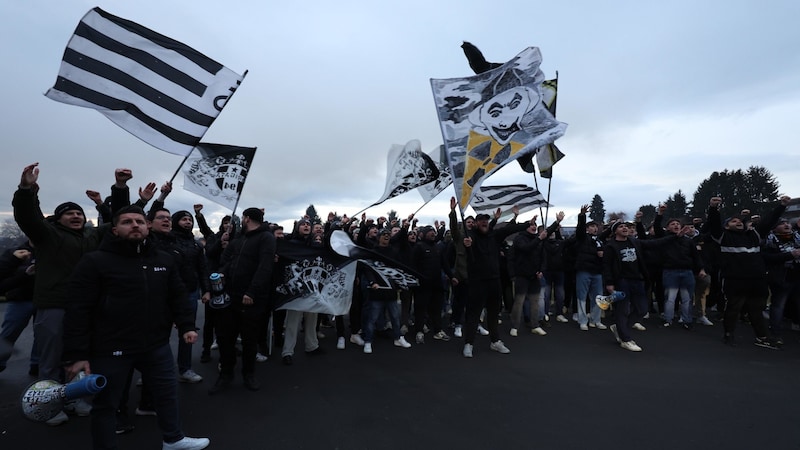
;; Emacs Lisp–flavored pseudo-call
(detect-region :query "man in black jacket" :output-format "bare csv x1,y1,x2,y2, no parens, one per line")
64,206,208,450
210,207,276,394
462,211,528,358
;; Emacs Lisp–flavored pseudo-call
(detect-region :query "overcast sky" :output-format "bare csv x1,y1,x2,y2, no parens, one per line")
2,0,799,230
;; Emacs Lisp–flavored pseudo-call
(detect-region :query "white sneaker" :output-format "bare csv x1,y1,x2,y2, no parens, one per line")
178,370,203,383
463,343,473,358
477,325,489,336
210,341,218,350
620,340,643,352
489,340,511,354
64,398,92,416
162,436,210,450
415,332,425,344
363,343,373,354
632,322,646,331
579,324,589,331
350,334,365,346
45,411,69,426
255,352,268,363
556,315,568,323
572,313,579,321
454,325,463,338
697,316,714,326
393,336,411,348
531,327,547,336
337,337,346,349
509,328,518,337
595,322,608,330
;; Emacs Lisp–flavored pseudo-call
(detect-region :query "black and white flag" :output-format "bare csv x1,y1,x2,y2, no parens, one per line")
45,7,245,156
418,144,453,203
471,185,549,220
371,140,440,207
183,144,256,210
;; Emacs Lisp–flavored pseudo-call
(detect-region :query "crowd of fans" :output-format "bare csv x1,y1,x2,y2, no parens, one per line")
2,163,799,449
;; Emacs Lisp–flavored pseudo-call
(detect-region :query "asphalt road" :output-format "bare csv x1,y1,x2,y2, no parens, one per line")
2,302,799,450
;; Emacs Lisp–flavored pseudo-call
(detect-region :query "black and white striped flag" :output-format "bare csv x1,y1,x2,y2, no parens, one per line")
471,184,549,219
45,7,245,156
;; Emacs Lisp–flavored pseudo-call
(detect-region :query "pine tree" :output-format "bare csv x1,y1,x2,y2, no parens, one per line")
589,194,605,224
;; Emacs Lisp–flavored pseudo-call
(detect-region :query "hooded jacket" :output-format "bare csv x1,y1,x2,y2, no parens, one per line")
62,234,193,361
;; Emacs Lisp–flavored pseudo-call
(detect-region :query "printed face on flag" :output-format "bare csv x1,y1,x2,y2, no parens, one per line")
430,47,567,209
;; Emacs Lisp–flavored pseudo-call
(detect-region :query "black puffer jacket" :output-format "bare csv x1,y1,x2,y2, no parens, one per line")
63,235,193,361
220,224,276,307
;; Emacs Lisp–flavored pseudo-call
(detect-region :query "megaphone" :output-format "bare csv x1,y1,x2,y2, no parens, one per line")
21,374,107,421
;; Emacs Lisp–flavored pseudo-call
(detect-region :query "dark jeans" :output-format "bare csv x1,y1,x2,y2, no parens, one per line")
414,286,444,334
90,343,183,449
722,278,768,337
214,304,264,376
450,280,469,327
614,278,647,343
363,298,401,342
464,278,502,344
177,290,199,373
201,302,217,353
769,276,800,336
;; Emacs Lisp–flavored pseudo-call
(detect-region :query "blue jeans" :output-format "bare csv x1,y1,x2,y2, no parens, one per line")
662,269,695,324
0,301,39,368
575,271,603,326
91,343,184,449
363,298,401,343
177,290,199,373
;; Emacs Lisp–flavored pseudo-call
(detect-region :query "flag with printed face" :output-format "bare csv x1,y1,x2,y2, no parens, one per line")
45,7,244,156
471,184,549,220
418,144,453,203
183,144,256,210
517,78,565,178
371,140,440,207
431,47,567,210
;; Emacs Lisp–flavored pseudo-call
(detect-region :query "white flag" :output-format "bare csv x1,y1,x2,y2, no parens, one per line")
45,7,244,156
371,140,440,207
471,185,548,220
418,144,452,203
183,144,257,210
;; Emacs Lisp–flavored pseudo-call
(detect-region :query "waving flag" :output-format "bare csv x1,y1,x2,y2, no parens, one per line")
183,144,257,210
274,240,357,315
45,7,245,156
418,144,453,203
471,184,549,220
431,47,567,210
369,140,440,207
517,77,565,178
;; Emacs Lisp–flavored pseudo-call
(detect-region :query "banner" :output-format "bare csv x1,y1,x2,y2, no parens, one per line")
183,143,256,210
45,7,244,156
471,184,549,220
431,47,567,209
517,78,565,177
273,240,357,315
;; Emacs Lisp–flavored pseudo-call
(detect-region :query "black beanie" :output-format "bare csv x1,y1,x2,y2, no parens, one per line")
54,202,85,220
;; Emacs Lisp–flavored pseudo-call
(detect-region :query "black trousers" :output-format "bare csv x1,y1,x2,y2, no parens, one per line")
214,304,265,376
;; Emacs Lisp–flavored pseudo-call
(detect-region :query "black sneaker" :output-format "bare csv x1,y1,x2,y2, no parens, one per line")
754,337,780,350
305,347,325,356
115,409,134,434
282,355,293,366
723,332,737,346
207,374,232,396
682,323,693,331
243,374,261,391
200,352,211,363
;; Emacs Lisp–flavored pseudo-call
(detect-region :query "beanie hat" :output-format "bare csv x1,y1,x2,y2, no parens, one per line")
54,202,85,220
171,210,193,230
243,207,264,223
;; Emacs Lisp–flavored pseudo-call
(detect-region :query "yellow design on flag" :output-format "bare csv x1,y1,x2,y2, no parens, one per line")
461,130,525,208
